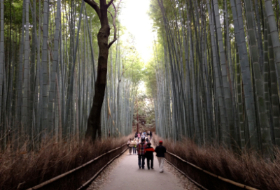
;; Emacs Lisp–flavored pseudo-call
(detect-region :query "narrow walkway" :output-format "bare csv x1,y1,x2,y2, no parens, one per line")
87,149,199,190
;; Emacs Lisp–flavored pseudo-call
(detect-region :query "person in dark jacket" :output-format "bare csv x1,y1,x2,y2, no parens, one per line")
155,140,166,173
145,142,155,170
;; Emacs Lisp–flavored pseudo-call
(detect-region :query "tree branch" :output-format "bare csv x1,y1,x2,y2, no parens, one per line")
84,0,101,20
107,0,115,8
108,1,122,48
108,3,117,48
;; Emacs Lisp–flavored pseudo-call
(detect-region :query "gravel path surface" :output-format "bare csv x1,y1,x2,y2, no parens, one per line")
86,149,199,190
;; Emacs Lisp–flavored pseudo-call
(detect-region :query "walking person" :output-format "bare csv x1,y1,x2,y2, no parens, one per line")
145,137,149,144
141,132,145,139
147,131,150,140
145,142,155,170
137,138,147,169
155,140,166,173
131,138,137,154
127,138,132,155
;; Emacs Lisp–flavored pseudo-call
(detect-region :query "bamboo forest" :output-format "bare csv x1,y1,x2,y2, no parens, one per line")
1,0,280,189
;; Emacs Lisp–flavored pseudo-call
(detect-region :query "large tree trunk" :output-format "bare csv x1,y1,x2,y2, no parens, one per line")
85,1,111,141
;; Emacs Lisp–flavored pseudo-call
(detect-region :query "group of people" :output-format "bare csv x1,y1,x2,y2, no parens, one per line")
134,130,153,140
127,135,166,173
127,131,153,155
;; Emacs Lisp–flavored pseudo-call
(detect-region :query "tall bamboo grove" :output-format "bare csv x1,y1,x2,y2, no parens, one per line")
149,0,280,156
0,0,135,149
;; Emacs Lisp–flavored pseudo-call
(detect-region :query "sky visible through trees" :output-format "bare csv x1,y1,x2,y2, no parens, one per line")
119,0,156,64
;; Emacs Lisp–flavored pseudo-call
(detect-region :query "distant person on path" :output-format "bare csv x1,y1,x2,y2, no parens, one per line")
143,131,146,136
127,138,132,155
145,142,155,170
137,138,147,169
131,138,137,154
155,140,166,173
145,137,149,144
141,132,146,139
147,131,150,140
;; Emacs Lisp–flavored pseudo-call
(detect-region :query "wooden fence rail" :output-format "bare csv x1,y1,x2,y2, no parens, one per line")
27,144,128,190
165,151,258,190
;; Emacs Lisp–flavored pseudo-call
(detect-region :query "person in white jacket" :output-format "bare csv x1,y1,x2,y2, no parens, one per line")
127,138,133,154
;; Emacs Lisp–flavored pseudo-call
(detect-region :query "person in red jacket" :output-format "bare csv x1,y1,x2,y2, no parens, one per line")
145,142,155,170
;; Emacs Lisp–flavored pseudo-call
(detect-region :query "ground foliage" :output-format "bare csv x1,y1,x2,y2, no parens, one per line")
0,135,129,190
153,135,280,189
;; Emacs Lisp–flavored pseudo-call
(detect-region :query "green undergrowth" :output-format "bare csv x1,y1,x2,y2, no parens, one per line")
153,135,280,189
0,135,131,190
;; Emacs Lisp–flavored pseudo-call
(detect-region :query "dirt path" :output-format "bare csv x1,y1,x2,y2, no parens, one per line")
87,149,199,190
